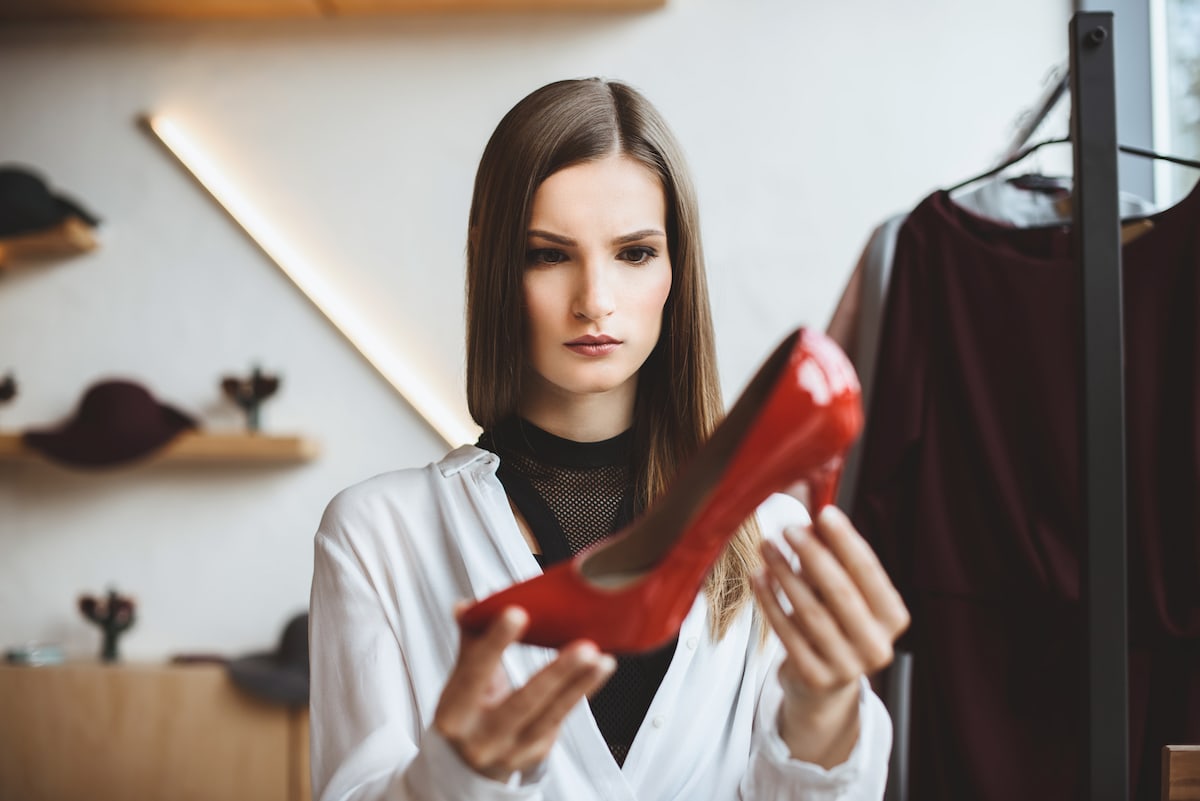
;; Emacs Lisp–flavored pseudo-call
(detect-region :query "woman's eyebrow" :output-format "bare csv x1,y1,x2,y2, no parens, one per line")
526,228,666,246
612,229,666,245
527,229,575,245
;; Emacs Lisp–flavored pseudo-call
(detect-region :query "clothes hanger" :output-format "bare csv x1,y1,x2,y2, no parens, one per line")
967,62,1200,198
945,136,1200,195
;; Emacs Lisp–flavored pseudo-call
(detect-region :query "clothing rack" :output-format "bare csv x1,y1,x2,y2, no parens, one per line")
1069,11,1128,801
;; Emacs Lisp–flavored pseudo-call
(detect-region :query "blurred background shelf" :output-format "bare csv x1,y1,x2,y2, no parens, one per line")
0,0,664,21
0,431,319,465
0,217,98,269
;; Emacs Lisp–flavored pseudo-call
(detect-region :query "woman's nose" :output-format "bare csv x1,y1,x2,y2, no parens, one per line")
573,262,616,321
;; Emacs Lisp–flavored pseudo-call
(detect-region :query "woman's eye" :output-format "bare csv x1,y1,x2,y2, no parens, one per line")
527,248,567,266
620,246,657,265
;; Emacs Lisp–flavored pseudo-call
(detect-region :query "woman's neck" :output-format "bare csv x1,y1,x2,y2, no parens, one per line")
518,387,634,443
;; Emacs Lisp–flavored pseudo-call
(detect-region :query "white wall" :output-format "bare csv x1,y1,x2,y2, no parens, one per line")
0,0,1070,661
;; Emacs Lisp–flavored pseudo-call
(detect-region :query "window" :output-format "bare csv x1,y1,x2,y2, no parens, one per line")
1151,0,1200,205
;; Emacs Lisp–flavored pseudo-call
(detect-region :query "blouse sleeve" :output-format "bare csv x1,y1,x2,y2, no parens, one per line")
309,501,547,801
739,494,894,799
741,668,892,800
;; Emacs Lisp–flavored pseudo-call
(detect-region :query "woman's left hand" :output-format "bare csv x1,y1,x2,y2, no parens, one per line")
751,504,910,768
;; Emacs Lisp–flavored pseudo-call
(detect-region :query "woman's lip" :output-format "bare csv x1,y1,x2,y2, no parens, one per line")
567,335,620,345
565,342,620,357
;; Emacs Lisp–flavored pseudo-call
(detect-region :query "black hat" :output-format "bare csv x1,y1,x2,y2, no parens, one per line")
22,380,197,469
0,165,100,238
227,613,309,707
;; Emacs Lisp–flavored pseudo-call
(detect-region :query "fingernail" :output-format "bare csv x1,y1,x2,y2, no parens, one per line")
783,525,807,545
502,606,529,628
598,655,617,675
818,505,844,528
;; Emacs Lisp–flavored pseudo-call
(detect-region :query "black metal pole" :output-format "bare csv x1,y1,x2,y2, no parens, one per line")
1069,11,1129,801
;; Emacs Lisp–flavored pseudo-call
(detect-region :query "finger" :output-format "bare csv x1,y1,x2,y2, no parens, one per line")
763,539,864,682
469,642,610,767
504,654,617,770
492,641,610,735
518,651,615,739
813,506,911,635
781,526,896,672
446,606,527,709
751,565,836,690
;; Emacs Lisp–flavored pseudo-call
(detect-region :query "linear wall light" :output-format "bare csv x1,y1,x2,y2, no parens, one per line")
144,113,478,449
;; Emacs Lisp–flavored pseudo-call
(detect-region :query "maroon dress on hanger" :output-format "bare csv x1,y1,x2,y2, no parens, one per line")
851,180,1200,801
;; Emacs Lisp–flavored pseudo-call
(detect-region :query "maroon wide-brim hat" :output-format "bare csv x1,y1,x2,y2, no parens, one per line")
23,379,197,468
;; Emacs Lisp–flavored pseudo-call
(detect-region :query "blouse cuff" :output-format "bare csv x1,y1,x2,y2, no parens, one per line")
402,725,547,801
748,676,891,800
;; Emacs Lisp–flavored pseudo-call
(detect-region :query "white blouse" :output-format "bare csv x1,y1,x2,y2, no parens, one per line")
309,445,891,801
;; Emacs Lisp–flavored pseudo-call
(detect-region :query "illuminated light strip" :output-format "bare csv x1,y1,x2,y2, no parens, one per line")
145,113,478,448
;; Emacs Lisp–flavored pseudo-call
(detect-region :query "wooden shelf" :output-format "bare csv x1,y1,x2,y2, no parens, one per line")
325,0,663,12
0,0,662,19
0,431,318,465
0,217,98,269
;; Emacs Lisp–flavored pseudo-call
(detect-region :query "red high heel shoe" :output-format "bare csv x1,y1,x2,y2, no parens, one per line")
460,327,862,654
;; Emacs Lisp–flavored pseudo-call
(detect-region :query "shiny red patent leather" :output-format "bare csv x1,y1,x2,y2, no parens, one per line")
459,327,863,654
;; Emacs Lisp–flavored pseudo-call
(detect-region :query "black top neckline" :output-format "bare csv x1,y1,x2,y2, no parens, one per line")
475,413,672,768
485,416,633,469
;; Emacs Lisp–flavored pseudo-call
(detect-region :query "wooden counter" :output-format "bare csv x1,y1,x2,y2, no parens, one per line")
0,661,310,801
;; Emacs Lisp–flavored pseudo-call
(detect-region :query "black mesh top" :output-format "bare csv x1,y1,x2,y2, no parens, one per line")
477,416,677,767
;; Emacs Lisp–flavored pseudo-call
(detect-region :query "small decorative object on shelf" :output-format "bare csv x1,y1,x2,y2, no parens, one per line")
0,372,15,405
0,373,315,465
4,641,64,666
221,365,280,433
79,588,137,663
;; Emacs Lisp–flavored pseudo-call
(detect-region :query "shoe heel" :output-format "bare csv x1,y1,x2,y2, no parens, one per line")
805,458,844,512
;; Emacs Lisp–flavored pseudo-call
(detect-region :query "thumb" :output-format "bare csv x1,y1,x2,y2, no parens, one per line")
453,606,527,695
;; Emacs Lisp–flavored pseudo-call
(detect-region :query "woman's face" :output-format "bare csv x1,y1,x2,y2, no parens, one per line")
520,153,672,419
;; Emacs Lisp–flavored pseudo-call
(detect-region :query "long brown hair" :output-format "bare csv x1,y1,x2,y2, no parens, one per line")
466,78,761,642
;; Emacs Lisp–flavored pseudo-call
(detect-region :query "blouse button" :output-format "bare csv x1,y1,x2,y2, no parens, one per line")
686,637,698,650
652,716,666,728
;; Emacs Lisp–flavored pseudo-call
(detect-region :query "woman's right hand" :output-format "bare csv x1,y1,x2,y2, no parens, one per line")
433,605,616,782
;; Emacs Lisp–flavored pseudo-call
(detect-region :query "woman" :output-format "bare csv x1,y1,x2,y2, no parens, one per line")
309,77,909,801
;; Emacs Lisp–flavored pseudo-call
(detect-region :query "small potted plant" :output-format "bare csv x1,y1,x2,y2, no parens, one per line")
221,365,280,433
78,588,136,663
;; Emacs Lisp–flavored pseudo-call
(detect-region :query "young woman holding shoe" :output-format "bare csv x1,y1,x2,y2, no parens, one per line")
309,77,910,801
